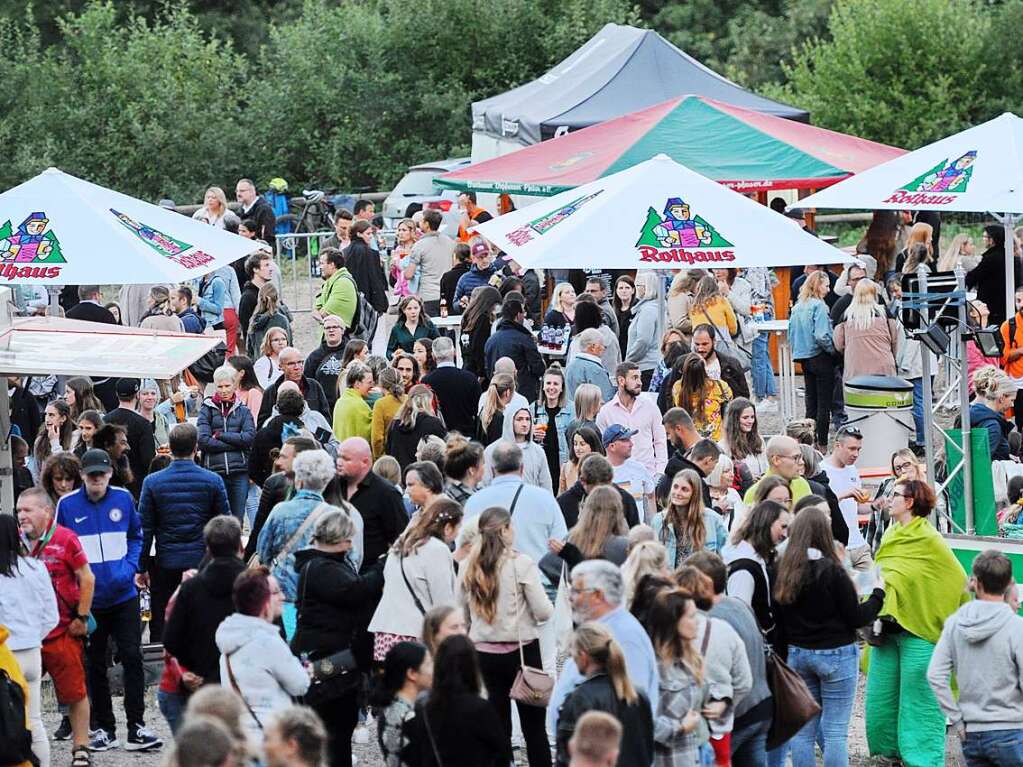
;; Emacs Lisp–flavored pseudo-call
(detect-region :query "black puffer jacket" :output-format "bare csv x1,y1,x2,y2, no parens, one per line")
554,673,653,767
291,549,384,669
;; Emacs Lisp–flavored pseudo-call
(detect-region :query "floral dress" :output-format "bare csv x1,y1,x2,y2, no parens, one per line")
672,379,732,441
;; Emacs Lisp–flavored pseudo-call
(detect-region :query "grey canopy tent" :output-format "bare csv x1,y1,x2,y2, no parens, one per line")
470,23,808,162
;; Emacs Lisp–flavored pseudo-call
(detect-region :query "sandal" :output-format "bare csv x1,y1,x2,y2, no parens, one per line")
72,746,92,767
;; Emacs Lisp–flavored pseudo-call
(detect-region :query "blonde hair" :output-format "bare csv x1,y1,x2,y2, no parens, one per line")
461,507,511,624
204,186,228,214
551,282,575,314
571,622,638,704
938,233,973,271
974,364,1016,401
797,270,830,303
568,486,627,559
259,326,288,358
480,373,514,432
845,279,884,331
395,384,436,429
373,455,401,485
572,384,603,422
622,540,669,606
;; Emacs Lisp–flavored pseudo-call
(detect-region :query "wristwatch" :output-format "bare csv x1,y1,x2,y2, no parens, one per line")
73,614,88,623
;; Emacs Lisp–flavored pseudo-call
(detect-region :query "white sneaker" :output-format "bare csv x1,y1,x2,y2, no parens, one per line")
756,398,779,413
352,724,370,745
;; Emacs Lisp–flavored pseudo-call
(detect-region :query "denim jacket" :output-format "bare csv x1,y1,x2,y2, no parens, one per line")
529,399,576,464
789,298,835,360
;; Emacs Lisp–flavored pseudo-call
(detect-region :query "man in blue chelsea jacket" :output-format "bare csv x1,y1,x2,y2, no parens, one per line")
56,449,162,752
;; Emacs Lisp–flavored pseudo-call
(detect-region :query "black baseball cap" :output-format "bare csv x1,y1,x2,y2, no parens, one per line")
80,449,113,474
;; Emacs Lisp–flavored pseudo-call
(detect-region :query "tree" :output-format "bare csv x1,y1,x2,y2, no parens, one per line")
0,1,248,201
774,0,994,149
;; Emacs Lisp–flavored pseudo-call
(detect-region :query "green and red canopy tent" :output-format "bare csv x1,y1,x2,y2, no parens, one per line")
437,94,904,196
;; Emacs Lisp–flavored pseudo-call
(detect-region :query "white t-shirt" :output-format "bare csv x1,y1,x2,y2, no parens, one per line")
822,460,866,549
612,459,655,503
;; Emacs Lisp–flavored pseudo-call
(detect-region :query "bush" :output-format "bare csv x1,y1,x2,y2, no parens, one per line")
773,0,995,149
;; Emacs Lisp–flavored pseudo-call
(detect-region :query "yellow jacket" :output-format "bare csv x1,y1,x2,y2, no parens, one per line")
371,394,406,459
0,625,32,767
690,296,738,337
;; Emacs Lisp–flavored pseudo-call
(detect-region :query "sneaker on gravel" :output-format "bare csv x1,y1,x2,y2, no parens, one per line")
125,723,163,751
88,729,119,751
352,724,370,745
54,715,72,741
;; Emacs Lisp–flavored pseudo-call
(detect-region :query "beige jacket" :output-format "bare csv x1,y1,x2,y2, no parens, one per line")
457,551,553,644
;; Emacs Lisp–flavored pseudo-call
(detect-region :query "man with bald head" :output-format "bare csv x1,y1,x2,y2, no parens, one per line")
336,437,407,571
742,435,812,506
257,346,331,427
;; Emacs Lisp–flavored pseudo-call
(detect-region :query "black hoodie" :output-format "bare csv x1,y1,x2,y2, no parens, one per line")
385,413,447,473
162,556,247,682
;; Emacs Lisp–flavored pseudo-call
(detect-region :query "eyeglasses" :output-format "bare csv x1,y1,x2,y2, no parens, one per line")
892,492,913,500
783,453,803,462
893,461,914,473
570,586,598,596
323,325,342,331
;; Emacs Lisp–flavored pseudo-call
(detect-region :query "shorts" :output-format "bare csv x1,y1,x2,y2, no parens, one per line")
40,631,87,704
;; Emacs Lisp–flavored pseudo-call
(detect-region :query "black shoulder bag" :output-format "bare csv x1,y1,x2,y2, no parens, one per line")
299,558,361,706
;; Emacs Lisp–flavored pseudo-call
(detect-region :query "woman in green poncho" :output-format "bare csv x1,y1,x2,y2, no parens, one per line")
865,478,968,767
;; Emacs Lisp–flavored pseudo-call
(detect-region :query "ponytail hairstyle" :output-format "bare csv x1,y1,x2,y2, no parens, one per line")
571,622,638,705
394,497,463,557
480,373,514,432
369,641,429,708
461,507,512,623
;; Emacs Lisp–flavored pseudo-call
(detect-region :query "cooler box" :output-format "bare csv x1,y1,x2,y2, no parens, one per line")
844,374,914,469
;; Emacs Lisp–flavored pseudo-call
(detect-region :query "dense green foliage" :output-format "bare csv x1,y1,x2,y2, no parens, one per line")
0,0,1020,201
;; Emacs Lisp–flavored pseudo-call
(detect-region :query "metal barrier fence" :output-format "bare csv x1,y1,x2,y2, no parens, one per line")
275,231,333,312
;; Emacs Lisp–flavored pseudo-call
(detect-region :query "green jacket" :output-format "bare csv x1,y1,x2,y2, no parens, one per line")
316,268,358,332
386,319,440,359
332,387,372,443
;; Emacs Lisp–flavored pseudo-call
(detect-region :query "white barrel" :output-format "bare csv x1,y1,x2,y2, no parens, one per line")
844,375,915,469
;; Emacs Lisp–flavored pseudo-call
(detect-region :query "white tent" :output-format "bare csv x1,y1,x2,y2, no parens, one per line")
474,154,853,269
794,112,1023,318
0,168,257,285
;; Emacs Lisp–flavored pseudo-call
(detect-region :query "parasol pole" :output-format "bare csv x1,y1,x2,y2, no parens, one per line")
1003,213,1018,325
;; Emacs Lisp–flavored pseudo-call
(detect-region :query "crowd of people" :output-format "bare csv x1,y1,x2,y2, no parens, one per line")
2,186,1023,767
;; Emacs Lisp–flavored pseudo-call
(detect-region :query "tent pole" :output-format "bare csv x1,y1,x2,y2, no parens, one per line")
955,265,974,534
918,265,936,486
0,293,13,514
1004,213,1017,326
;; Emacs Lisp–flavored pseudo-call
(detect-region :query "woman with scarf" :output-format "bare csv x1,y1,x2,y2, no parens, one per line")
865,478,968,767
197,366,256,521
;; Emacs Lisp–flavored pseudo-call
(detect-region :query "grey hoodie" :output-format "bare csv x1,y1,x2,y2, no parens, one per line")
927,599,1023,732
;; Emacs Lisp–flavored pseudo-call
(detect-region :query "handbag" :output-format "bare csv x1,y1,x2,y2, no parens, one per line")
764,647,821,750
509,560,555,708
552,562,574,657
297,558,362,706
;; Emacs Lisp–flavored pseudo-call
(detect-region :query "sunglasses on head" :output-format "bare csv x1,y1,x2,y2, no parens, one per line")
837,425,863,439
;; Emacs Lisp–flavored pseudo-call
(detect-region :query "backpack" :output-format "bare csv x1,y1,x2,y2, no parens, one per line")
0,669,38,767
339,272,377,342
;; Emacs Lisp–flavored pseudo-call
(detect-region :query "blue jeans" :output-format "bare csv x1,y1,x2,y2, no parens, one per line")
222,473,250,522
157,689,187,735
731,718,769,767
245,483,261,526
788,643,859,767
751,306,777,398
911,377,925,445
963,729,1023,766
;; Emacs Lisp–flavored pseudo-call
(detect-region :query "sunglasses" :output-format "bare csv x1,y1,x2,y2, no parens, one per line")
837,425,863,438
